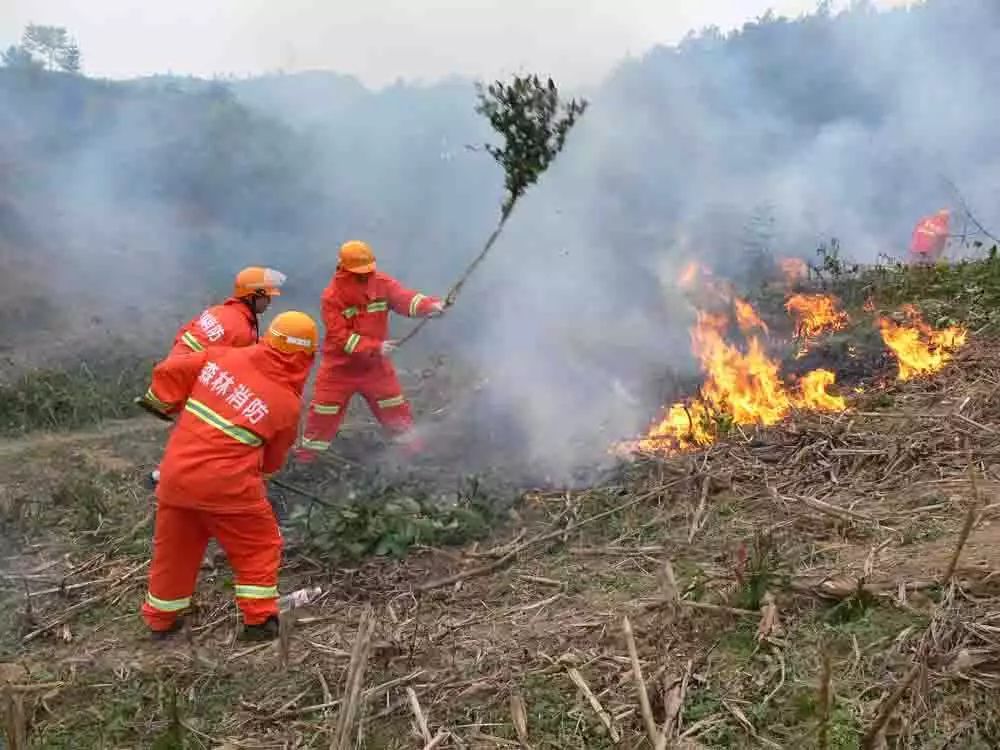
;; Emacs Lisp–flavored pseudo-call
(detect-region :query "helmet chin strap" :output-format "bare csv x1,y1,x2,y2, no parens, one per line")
242,292,267,342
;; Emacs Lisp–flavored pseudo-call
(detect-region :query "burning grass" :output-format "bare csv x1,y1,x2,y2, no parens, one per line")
786,292,850,340
624,295,850,456
880,304,968,381
626,261,971,458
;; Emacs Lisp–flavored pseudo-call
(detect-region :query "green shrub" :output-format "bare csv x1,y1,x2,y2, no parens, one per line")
0,356,154,434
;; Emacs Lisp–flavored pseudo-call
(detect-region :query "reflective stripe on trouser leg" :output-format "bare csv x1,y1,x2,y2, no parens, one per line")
367,393,414,435
206,507,282,625
300,399,348,452
361,362,413,435
234,584,279,599
141,504,209,632
145,592,191,612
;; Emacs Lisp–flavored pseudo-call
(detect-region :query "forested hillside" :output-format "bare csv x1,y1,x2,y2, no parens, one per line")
2,0,999,462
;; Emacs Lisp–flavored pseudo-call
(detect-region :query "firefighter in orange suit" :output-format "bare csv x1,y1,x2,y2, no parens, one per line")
294,241,444,463
141,267,287,484
138,311,318,641
167,266,285,357
909,209,950,265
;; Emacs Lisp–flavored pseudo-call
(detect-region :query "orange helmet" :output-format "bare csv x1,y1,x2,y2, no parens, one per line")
234,267,286,298
264,311,318,354
338,241,376,274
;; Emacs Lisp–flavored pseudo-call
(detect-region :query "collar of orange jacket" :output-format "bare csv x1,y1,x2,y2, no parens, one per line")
249,342,314,395
223,296,257,315
334,267,375,283
332,267,378,298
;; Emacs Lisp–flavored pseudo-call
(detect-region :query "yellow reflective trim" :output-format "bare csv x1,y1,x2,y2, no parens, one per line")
408,293,427,317
312,403,341,415
377,395,406,409
145,388,170,411
181,331,204,352
342,306,358,319
300,438,331,451
185,399,263,447
234,584,278,599
344,333,361,354
366,300,388,313
146,592,191,612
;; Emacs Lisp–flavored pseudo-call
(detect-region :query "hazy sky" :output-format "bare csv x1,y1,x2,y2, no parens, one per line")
3,0,912,87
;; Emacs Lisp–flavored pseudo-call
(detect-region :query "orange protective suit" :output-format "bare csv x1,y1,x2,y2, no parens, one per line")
909,210,950,264
296,269,441,460
168,297,260,357
140,340,312,633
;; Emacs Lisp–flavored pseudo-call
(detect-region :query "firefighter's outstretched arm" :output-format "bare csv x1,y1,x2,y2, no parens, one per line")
384,277,444,318
141,351,210,415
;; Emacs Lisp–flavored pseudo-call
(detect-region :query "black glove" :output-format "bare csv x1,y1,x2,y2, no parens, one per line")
134,396,174,423
267,482,289,523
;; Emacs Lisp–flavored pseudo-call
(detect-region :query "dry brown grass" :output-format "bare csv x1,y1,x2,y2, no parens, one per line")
4,339,1000,747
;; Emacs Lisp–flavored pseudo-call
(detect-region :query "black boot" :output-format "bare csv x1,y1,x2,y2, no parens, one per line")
150,616,184,641
239,615,279,642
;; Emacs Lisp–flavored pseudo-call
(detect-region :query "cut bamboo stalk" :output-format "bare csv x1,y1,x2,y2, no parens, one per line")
567,667,621,743
332,608,375,750
941,502,978,587
623,616,665,750
407,687,432,743
860,664,921,750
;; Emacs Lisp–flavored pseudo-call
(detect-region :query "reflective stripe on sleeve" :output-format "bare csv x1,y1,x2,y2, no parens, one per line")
182,331,205,352
145,388,171,411
408,294,427,317
344,333,361,354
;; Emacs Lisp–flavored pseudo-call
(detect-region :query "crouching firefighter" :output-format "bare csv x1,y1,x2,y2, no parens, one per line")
294,240,444,463
169,266,285,357
140,311,318,641
138,266,286,482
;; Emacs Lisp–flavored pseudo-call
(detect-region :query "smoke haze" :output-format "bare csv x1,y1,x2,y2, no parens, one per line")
2,0,998,479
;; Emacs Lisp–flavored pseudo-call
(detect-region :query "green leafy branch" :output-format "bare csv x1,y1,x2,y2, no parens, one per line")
398,74,587,346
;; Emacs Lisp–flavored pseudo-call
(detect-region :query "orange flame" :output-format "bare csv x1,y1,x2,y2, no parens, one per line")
785,294,850,339
798,369,846,411
636,402,714,454
678,261,701,289
779,258,808,284
879,305,967,380
734,298,769,335
677,262,736,311
693,312,792,426
631,300,845,455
